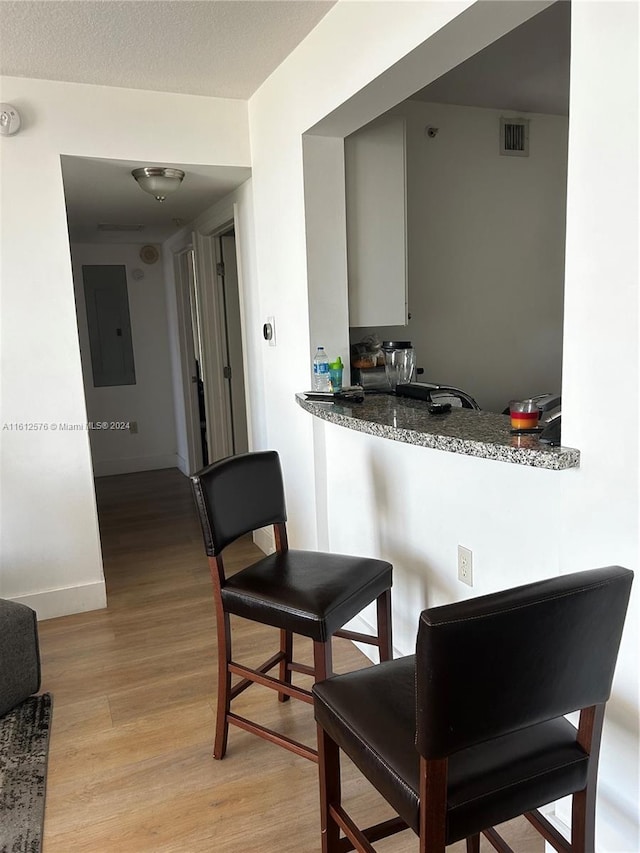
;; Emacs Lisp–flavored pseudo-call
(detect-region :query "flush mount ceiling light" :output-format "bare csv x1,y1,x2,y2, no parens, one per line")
131,167,185,202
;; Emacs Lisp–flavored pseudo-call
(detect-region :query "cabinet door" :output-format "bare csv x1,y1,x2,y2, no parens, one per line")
345,116,407,327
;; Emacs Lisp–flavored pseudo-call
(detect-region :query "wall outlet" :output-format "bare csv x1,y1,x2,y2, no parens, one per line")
458,545,473,586
129,421,138,434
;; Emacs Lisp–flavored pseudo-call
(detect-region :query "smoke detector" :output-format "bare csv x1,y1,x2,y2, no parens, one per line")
0,104,21,136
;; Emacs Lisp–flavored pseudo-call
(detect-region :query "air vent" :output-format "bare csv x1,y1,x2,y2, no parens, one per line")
500,117,529,157
97,223,145,232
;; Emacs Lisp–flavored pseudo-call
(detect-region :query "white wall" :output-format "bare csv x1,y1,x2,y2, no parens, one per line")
247,1,638,849
0,76,249,617
324,421,562,652
557,3,639,847
249,0,494,545
71,242,178,476
352,99,568,413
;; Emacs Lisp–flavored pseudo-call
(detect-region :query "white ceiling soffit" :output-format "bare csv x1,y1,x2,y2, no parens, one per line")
61,156,251,242
411,1,571,117
0,0,336,99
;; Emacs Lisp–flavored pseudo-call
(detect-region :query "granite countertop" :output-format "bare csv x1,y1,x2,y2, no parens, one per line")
296,393,580,470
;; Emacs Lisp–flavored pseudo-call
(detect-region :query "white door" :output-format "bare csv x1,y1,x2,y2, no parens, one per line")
217,233,249,455
193,230,234,464
176,224,250,469
174,246,207,472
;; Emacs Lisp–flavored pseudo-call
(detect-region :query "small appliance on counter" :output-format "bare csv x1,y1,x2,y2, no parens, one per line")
395,382,481,410
536,394,562,444
351,363,428,394
535,394,562,424
539,417,561,445
382,341,416,390
351,366,392,393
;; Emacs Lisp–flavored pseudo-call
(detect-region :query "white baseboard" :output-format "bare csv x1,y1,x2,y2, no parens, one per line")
253,527,275,555
543,809,570,853
93,453,178,477
10,581,107,621
176,453,190,476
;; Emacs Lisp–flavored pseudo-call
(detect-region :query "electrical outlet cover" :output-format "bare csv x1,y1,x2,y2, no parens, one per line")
458,545,473,587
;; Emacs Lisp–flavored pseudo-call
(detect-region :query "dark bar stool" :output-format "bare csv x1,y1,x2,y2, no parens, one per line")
313,565,633,852
190,450,393,762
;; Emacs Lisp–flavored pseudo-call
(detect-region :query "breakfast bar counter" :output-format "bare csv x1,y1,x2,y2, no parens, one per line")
296,393,580,470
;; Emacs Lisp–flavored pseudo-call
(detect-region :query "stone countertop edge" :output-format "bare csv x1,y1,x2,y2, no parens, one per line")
296,393,580,471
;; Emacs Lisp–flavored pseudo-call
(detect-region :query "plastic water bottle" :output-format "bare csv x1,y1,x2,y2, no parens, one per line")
313,347,331,391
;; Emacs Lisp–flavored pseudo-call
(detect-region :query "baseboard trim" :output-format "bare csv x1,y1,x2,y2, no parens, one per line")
10,581,107,621
93,454,178,477
542,810,569,853
253,527,275,555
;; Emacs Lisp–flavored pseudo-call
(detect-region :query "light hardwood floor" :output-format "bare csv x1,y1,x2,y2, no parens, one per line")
39,467,542,852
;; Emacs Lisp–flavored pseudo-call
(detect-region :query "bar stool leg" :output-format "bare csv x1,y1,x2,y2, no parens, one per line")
318,725,342,853
278,629,293,702
377,588,393,662
314,639,333,682
214,609,232,759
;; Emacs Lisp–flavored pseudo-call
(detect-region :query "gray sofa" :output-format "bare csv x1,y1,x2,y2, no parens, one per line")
1,599,52,853
0,598,42,717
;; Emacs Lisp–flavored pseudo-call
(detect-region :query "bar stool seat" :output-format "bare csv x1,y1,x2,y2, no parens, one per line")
314,656,590,843
222,549,391,641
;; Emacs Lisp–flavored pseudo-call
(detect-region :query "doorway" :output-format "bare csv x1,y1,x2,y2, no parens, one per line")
216,229,249,458
176,246,208,470
175,223,249,475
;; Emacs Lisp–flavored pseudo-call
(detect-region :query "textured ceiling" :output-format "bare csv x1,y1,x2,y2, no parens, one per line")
0,0,336,99
2,0,335,242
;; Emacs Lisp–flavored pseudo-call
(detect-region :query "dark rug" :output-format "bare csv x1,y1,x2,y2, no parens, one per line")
0,694,53,853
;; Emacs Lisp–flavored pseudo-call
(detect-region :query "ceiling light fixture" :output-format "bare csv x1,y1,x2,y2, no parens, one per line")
131,167,185,202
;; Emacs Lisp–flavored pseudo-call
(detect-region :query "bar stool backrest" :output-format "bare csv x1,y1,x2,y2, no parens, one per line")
191,450,287,557
415,565,633,759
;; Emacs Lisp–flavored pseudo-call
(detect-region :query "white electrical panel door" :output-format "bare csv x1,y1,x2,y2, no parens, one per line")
83,265,136,387
345,116,408,328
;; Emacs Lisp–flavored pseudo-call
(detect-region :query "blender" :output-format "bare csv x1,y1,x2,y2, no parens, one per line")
382,341,415,391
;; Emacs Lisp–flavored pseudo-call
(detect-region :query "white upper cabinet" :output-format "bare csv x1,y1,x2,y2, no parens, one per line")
345,116,408,327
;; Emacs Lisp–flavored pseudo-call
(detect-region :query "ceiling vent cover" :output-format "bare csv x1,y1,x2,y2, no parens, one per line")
97,223,146,232
500,117,529,157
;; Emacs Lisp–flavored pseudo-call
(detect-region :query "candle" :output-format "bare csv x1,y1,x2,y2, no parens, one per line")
509,400,540,431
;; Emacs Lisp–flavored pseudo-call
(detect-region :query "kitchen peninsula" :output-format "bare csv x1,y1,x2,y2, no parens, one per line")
296,393,579,470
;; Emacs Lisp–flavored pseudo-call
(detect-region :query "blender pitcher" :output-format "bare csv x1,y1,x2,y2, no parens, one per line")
382,341,415,391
